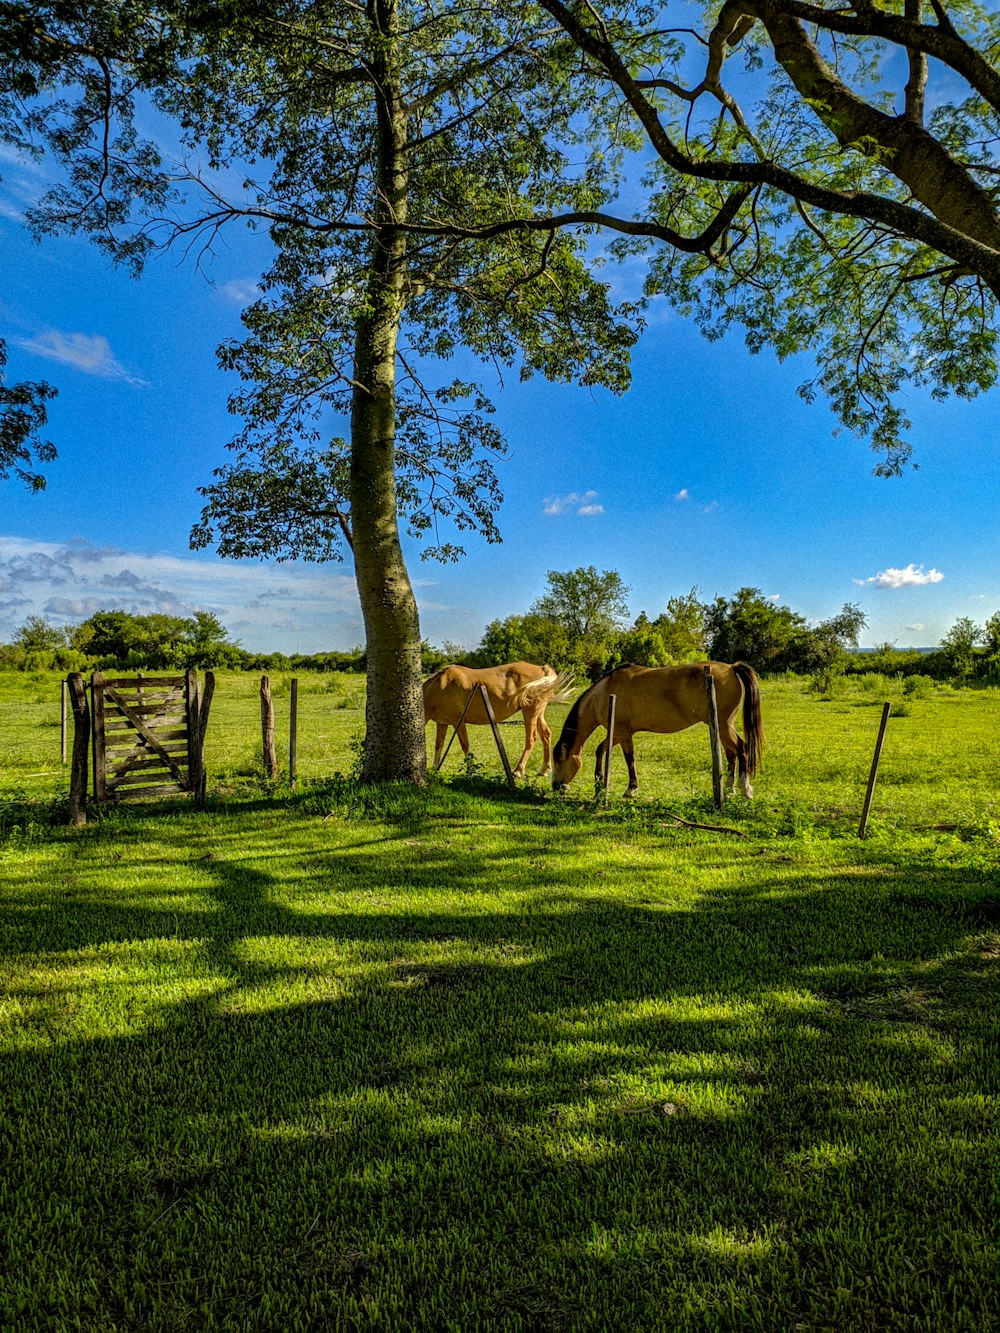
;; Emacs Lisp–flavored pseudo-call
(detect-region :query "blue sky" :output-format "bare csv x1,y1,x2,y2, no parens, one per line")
2,141,998,655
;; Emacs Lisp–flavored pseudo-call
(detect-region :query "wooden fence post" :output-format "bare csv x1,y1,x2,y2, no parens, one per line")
260,674,278,778
858,701,891,839
91,671,106,801
435,685,480,771
61,678,68,764
703,666,726,810
479,685,516,788
602,692,617,794
67,673,90,826
186,669,203,802
289,678,298,785
198,670,215,803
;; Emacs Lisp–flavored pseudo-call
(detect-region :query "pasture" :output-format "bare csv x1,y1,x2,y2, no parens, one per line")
0,672,997,1329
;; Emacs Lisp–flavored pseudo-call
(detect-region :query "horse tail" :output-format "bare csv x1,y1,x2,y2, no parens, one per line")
733,662,765,777
516,669,576,710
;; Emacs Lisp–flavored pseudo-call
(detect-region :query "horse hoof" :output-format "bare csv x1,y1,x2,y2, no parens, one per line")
623,787,638,799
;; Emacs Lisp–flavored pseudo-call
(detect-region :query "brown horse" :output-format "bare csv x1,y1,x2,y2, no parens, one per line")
424,662,575,778
551,661,764,798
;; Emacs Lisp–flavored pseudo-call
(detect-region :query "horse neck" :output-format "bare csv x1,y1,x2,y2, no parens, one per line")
569,684,604,752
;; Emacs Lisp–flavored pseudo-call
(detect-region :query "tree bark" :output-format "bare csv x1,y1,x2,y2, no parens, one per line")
349,0,427,784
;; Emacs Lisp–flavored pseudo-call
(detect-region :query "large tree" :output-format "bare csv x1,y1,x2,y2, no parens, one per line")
530,565,632,672
14,2,638,782
535,0,1000,473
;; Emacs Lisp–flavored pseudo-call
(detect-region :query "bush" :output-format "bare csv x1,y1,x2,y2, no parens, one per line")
854,672,888,694
902,674,934,699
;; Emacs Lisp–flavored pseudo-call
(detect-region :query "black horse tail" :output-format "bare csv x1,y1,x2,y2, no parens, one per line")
733,662,765,778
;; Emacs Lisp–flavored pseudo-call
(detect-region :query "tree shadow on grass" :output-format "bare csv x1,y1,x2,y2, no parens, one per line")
1,824,997,1330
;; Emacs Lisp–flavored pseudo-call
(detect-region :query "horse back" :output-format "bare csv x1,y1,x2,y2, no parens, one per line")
604,661,745,734
423,661,551,725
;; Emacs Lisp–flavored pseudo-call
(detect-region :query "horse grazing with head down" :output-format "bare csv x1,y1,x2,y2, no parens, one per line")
424,661,575,778
551,661,764,798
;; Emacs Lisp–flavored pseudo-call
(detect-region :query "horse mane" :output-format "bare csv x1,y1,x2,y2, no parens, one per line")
554,691,584,758
575,660,636,689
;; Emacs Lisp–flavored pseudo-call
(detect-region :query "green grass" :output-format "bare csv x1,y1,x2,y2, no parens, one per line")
0,673,998,1329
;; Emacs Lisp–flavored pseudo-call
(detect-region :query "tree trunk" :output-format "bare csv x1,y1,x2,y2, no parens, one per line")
349,0,427,784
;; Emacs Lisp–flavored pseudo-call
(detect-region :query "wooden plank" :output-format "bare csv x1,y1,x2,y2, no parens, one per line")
435,685,480,771
289,678,298,785
61,678,68,764
103,675,186,688
105,730,188,748
479,685,515,787
103,698,184,718
703,666,726,811
109,769,190,789
105,717,186,733
107,750,189,772
858,702,892,839
101,686,187,785
67,673,90,826
91,671,107,801
198,671,215,805
105,783,194,798
186,669,202,799
602,693,617,793
261,675,278,778
106,738,189,778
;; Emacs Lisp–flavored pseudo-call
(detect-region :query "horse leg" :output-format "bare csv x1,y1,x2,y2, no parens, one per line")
738,735,753,798
723,723,752,798
513,711,538,779
622,741,639,797
537,715,553,776
594,737,608,793
456,722,472,767
432,722,448,770
724,738,738,793
717,720,745,796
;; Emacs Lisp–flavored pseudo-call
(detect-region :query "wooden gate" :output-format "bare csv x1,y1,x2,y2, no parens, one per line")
91,669,213,802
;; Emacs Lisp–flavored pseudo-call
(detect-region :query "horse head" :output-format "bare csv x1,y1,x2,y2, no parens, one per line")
551,736,582,792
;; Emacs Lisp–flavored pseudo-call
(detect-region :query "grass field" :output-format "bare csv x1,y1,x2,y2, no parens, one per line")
0,672,997,1330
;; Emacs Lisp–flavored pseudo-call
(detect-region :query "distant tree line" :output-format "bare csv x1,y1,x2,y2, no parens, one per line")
463,569,1000,685
3,587,999,684
0,609,375,675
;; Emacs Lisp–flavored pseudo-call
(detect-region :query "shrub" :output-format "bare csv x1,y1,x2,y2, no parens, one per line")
902,674,934,698
855,672,888,694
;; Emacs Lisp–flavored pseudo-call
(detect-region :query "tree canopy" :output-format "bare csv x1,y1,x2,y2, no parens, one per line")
474,575,873,677
535,0,1000,472
9,1,641,781
529,566,632,671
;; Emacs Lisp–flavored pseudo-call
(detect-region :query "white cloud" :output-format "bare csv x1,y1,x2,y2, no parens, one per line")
702,501,719,514
12,329,149,386
542,490,603,517
906,622,925,631
0,534,362,652
674,488,689,501
216,278,261,304
853,563,944,589
767,593,781,602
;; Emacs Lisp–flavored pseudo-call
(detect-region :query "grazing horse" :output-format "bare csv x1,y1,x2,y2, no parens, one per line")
551,661,764,798
424,662,575,778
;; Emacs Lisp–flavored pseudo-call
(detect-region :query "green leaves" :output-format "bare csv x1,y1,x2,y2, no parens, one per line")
541,0,1000,470
0,341,57,492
